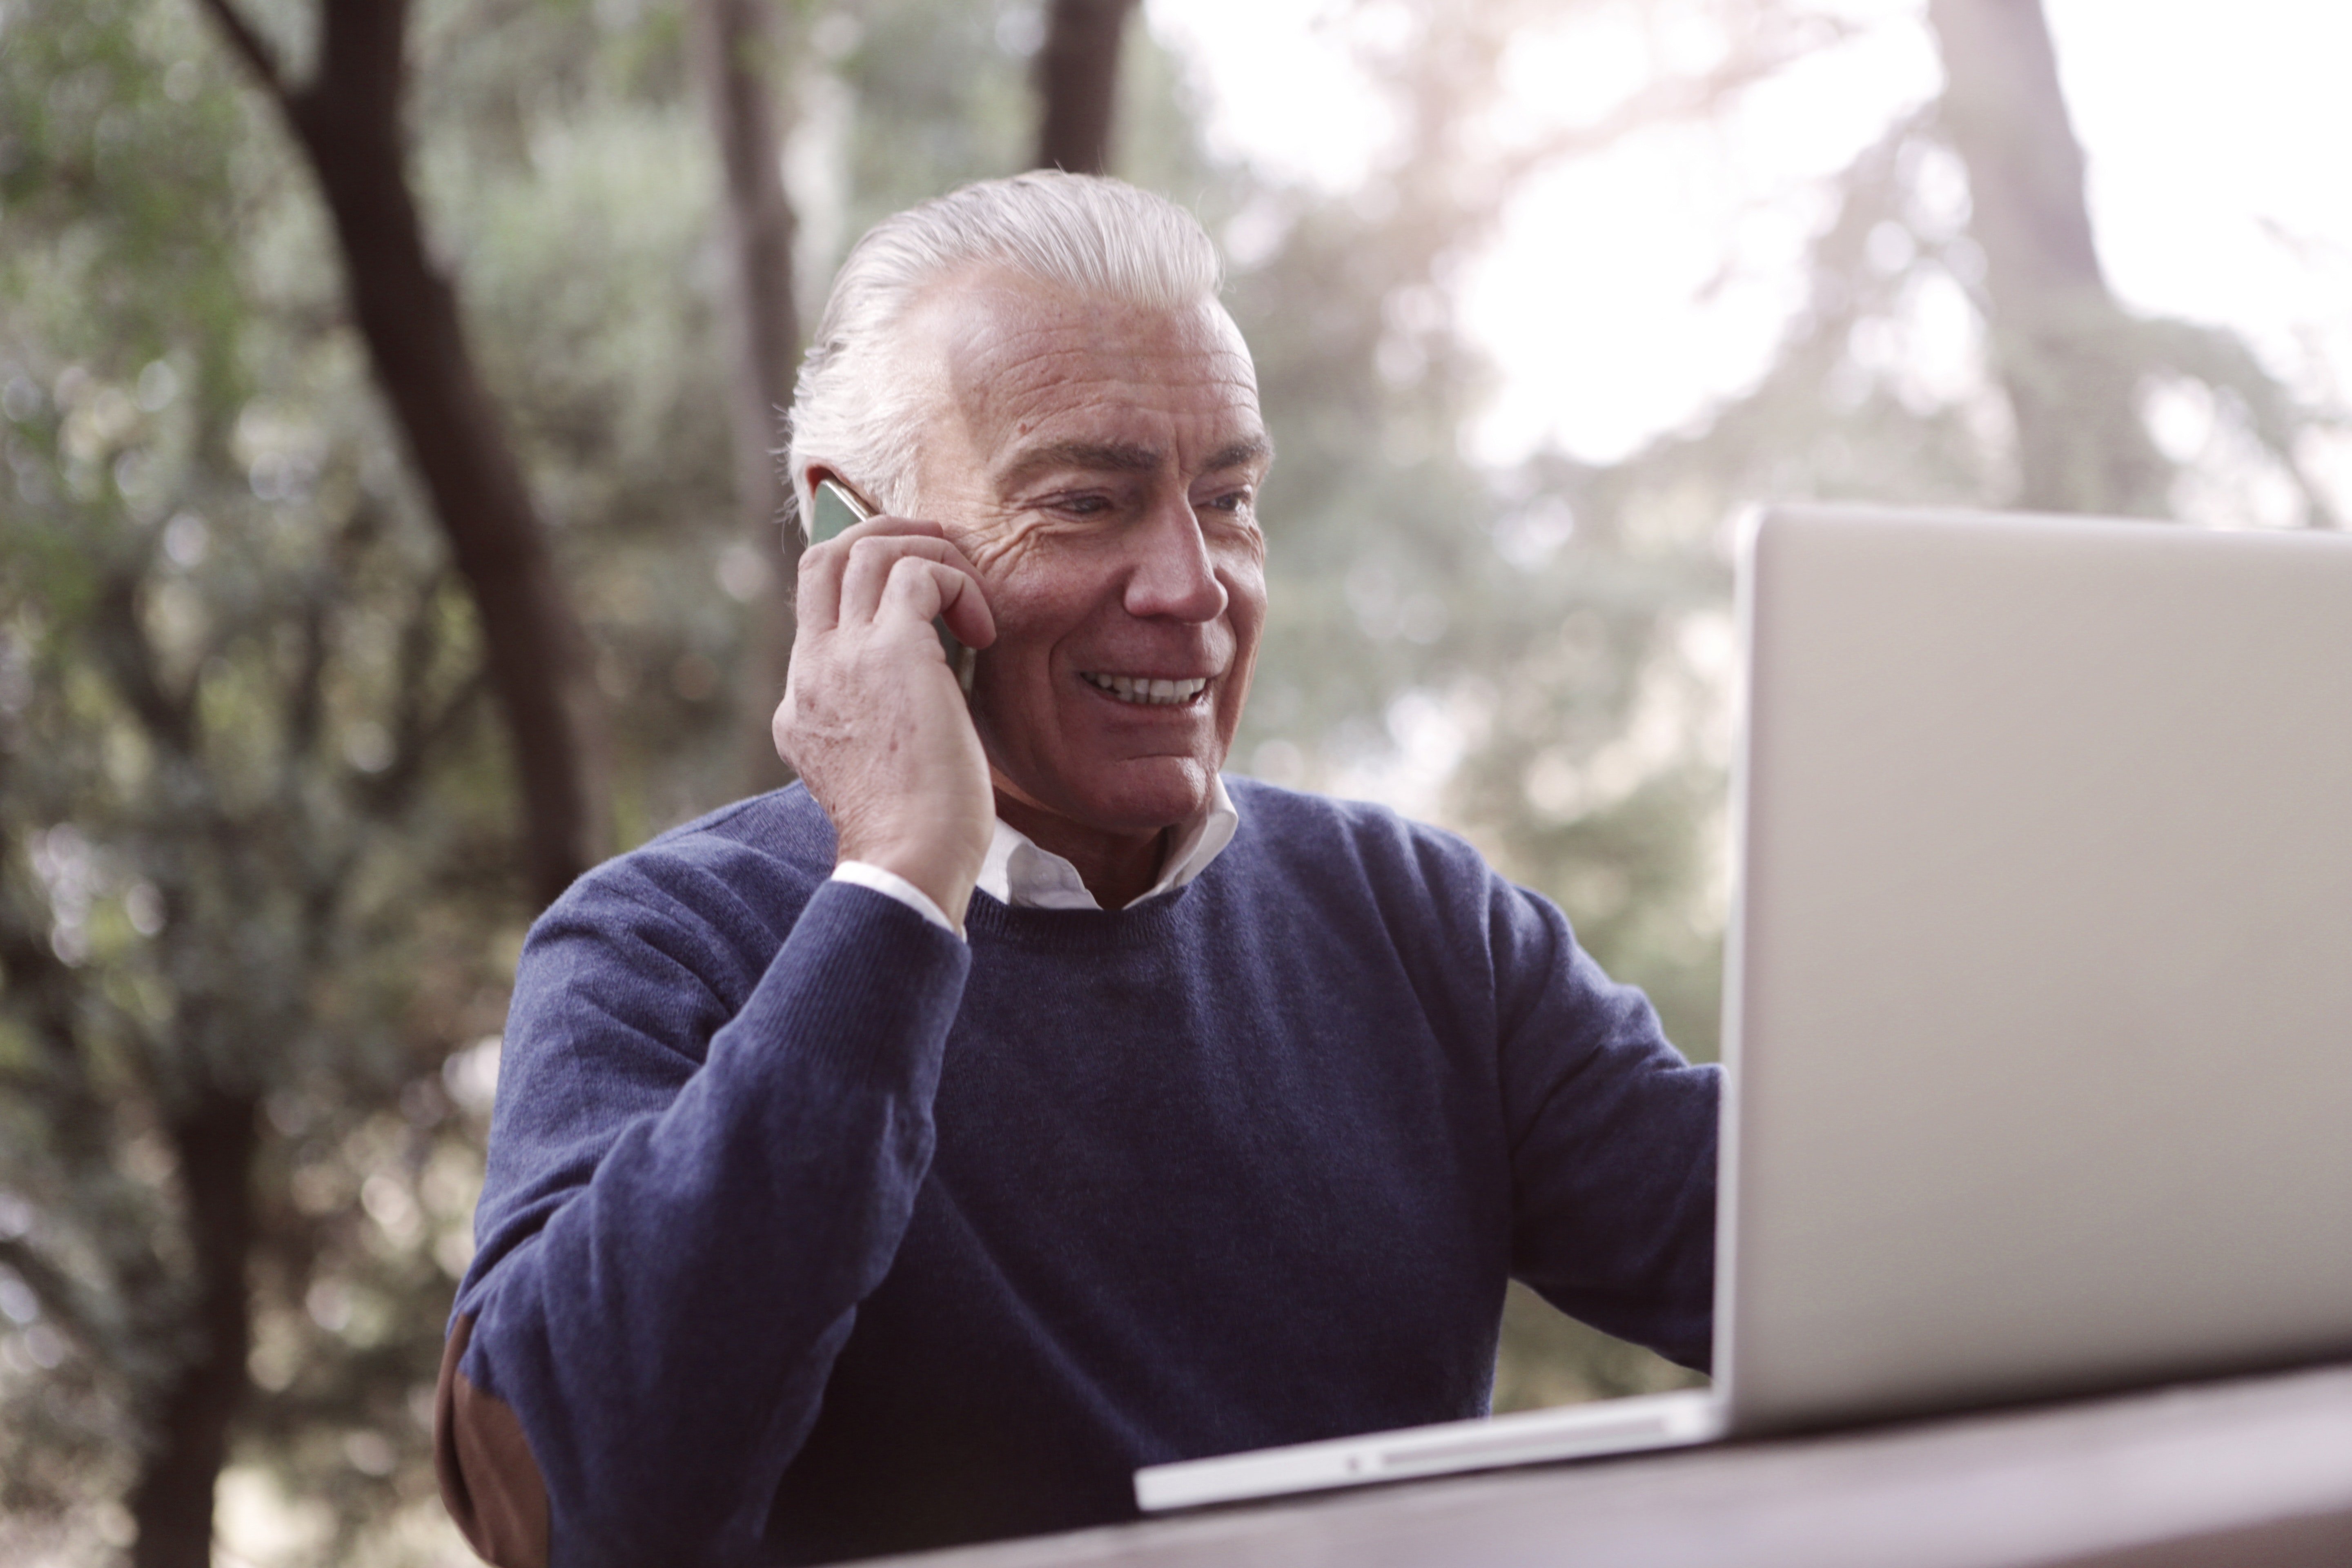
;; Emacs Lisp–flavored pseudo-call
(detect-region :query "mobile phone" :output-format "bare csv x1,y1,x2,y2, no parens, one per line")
810,477,976,695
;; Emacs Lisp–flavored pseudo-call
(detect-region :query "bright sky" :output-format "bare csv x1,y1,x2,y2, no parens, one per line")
1144,0,2352,470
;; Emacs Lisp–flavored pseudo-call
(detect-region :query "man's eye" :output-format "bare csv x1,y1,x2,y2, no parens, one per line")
1201,491,1254,519
1054,493,1114,517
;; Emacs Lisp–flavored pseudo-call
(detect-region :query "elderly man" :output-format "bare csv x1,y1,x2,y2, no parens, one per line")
436,173,1717,1568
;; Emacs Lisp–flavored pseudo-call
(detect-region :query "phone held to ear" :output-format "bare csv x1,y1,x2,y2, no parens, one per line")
811,477,977,696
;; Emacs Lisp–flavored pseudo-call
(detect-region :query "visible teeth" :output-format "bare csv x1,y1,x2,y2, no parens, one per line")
1082,672,1208,706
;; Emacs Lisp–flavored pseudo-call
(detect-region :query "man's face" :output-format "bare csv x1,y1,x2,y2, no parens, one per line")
900,267,1271,849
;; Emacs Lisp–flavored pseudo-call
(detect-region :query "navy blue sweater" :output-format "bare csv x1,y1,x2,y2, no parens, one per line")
441,780,1718,1566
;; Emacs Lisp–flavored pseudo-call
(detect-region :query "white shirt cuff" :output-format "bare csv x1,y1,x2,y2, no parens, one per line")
831,861,960,936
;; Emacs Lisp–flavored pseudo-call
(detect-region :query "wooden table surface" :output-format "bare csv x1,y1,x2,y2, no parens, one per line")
875,1362,2352,1568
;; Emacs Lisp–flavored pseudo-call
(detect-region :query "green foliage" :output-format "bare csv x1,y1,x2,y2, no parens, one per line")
402,0,753,840
833,0,1035,230
0,1,512,1559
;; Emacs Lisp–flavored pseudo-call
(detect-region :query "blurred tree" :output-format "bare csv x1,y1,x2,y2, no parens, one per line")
191,0,605,909
0,0,748,1562
1033,0,1138,175
1926,0,2163,515
690,0,804,793
0,5,514,1562
1921,0,2334,527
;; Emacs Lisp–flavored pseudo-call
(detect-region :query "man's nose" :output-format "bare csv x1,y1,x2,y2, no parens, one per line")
1122,494,1228,624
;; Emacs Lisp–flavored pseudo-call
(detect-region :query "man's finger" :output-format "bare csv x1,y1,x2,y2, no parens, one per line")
838,534,985,630
795,536,849,634
877,556,996,656
796,514,949,633
929,563,997,650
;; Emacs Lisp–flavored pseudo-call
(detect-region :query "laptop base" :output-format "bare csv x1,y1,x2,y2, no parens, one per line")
1134,1388,1724,1512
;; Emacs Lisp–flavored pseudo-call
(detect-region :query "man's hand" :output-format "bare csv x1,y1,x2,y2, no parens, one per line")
774,516,998,929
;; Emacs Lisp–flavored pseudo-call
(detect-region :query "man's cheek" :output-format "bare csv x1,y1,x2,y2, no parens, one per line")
960,514,1063,579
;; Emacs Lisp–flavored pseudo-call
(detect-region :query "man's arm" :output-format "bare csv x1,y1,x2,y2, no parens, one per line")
437,871,967,1568
1488,875,1721,1371
438,512,1000,1566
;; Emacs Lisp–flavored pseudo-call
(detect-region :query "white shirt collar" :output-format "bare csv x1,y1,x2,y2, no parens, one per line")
977,774,1238,911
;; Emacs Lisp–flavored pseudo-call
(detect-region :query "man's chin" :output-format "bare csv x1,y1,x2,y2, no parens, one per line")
992,755,1220,842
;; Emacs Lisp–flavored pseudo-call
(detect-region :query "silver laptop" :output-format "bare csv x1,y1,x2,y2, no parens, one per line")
1137,503,2352,1512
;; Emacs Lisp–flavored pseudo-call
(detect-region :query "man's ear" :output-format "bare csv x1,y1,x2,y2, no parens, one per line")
805,466,880,515
793,466,848,547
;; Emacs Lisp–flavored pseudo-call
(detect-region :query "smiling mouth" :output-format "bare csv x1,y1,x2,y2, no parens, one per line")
1080,671,1209,706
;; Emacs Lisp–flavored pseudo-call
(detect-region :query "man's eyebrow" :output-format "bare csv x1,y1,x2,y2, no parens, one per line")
1000,441,1163,490
998,435,1275,492
1203,437,1274,474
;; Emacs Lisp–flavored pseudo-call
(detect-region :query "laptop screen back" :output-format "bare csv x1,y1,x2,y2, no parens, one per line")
1719,505,2352,1433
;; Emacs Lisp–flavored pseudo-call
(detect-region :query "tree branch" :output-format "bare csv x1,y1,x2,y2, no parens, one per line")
1929,0,2168,514
130,1092,260,1565
1033,0,1138,175
301,0,410,148
1493,21,1857,189
388,566,450,756
188,0,292,105
0,881,87,1068
92,568,198,758
2140,317,2348,530
279,0,603,906
0,1236,112,1362
363,667,484,820
280,500,383,767
688,0,803,795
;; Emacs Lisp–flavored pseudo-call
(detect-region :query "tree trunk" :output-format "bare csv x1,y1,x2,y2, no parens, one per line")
294,0,604,902
199,0,605,907
1926,0,2167,516
128,1094,258,1568
690,0,804,795
1033,0,1138,175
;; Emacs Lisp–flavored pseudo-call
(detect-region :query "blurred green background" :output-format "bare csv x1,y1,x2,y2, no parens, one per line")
1,0,2341,1561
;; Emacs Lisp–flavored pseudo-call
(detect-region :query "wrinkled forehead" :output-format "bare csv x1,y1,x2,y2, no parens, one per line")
897,267,1261,445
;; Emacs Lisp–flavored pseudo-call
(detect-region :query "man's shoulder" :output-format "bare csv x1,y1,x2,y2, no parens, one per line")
1220,776,1496,896
537,784,836,948
633,782,836,871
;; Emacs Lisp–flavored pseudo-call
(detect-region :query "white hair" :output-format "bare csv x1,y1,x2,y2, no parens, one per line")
782,171,1225,537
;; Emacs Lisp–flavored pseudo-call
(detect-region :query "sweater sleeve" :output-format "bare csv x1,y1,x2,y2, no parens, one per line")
435,871,970,1568
1488,875,1721,1372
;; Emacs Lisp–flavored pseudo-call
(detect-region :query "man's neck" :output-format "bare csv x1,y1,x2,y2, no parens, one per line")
992,790,1172,911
